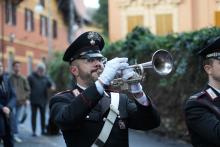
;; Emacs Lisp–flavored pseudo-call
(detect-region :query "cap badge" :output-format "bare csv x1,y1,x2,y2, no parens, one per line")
87,32,101,46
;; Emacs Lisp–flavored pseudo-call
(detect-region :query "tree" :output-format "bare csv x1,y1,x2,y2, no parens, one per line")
93,0,108,37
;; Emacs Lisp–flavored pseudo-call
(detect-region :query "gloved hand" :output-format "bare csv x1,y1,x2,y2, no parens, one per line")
130,83,143,93
130,83,149,106
121,67,136,80
99,57,129,85
121,67,142,93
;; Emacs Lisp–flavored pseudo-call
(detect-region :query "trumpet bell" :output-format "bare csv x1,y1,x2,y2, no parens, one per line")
151,49,173,75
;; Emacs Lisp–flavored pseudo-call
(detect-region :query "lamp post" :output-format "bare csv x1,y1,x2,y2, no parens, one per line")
68,0,75,43
47,0,52,59
35,0,52,59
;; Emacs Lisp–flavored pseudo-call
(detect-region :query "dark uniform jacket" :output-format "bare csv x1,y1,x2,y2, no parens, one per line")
49,83,160,147
0,74,17,136
184,85,220,147
28,72,52,106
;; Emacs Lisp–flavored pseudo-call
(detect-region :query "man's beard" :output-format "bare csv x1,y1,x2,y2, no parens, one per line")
78,68,103,86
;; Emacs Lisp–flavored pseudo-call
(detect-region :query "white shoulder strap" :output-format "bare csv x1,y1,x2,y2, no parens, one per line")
91,92,120,147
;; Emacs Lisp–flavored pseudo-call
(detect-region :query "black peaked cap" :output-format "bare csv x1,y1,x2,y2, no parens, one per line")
63,31,105,62
198,36,220,57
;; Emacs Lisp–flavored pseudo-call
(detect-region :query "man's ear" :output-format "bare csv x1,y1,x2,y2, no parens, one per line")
70,65,79,76
204,64,212,74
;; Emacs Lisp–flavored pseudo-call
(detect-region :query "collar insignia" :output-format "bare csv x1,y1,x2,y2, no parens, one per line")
206,88,218,100
72,89,80,97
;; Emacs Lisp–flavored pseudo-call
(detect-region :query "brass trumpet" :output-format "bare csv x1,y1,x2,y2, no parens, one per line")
110,49,173,91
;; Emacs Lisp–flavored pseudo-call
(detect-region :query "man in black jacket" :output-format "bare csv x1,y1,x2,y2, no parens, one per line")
28,63,53,136
49,31,160,147
0,61,17,147
184,37,220,147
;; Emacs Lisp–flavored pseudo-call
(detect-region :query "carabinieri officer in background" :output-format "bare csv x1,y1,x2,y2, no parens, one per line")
49,31,160,147
184,37,220,147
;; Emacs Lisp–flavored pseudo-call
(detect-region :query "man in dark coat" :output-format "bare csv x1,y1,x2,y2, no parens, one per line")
184,37,220,147
0,61,17,147
28,62,53,136
49,31,160,147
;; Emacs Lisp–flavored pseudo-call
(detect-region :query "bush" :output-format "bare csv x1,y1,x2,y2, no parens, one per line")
48,52,72,92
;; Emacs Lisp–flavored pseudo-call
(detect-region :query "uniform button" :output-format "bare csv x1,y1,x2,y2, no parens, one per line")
103,117,106,121
86,115,89,118
118,115,120,118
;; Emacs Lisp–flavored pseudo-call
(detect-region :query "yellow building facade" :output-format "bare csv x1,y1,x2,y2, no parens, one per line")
109,0,220,42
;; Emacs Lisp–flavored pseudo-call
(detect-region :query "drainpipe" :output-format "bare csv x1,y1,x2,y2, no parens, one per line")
68,0,75,44
0,0,5,68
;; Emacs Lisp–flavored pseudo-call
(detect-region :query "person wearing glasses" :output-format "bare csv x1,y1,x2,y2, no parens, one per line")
49,31,160,147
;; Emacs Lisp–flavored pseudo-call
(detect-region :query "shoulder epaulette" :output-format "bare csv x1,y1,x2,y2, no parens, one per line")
55,90,71,96
189,91,205,100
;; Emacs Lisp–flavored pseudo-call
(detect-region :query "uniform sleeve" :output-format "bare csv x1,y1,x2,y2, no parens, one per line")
185,100,220,145
126,94,160,130
49,84,103,130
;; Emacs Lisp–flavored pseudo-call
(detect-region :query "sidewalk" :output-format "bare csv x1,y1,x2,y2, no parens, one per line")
0,104,65,147
15,124,65,147
0,124,65,147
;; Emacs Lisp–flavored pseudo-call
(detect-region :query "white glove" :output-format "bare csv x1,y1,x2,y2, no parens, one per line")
99,57,129,85
130,83,143,93
130,83,149,106
121,68,136,80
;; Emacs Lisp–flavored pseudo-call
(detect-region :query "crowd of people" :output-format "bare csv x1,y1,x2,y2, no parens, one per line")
0,31,220,147
0,60,55,147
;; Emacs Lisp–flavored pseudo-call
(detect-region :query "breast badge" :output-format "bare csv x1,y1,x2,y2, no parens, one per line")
118,120,126,129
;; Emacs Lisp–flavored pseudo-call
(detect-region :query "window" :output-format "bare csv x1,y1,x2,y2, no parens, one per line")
8,52,14,73
27,56,33,75
5,0,17,26
215,11,220,27
156,14,173,35
25,8,34,32
39,0,45,8
52,19,57,39
40,15,48,36
127,15,144,33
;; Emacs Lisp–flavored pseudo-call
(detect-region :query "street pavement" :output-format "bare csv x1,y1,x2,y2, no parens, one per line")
129,129,192,147
0,105,192,147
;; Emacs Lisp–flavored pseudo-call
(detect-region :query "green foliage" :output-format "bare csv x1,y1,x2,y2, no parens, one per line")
48,52,72,92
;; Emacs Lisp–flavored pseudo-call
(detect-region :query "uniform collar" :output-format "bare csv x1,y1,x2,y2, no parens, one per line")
77,83,86,90
208,84,220,95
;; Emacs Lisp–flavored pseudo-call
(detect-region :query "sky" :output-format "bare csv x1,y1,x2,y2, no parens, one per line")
83,0,100,9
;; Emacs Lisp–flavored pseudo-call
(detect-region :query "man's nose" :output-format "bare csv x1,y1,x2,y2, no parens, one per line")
94,60,102,68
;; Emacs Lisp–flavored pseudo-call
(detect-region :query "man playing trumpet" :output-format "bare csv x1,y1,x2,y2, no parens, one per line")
49,31,160,147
